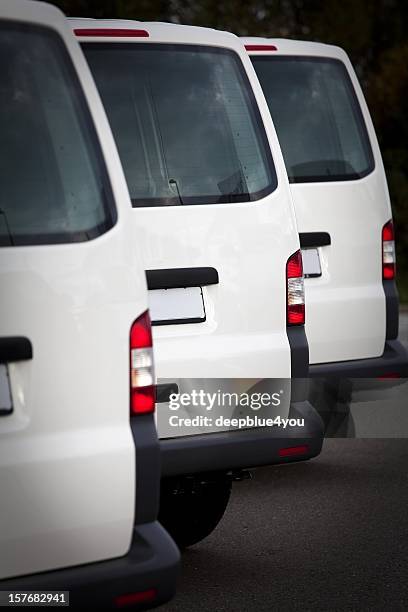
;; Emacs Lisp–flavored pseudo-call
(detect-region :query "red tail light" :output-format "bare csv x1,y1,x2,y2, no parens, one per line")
287,250,305,326
382,220,396,280
74,28,149,38
130,311,155,415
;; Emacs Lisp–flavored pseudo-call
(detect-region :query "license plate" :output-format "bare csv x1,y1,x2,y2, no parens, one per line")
0,364,13,414
302,248,322,278
149,287,206,325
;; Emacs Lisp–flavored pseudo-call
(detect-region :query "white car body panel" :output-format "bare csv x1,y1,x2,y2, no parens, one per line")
244,38,391,364
0,2,148,579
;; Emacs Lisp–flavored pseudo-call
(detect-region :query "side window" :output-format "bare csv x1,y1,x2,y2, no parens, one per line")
0,23,116,247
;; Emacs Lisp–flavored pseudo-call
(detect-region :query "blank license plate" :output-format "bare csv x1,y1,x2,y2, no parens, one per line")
0,364,13,414
149,287,206,325
302,248,322,278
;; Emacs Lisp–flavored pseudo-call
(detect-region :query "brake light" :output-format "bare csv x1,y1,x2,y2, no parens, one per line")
287,250,305,326
115,589,156,608
74,28,149,38
382,220,396,280
245,44,278,51
130,311,155,415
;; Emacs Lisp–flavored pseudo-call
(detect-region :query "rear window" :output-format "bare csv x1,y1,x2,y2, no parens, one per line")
0,23,116,247
83,43,277,207
251,56,375,183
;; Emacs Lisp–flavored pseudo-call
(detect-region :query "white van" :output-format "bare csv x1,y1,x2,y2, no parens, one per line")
72,20,324,547
0,2,178,608
244,38,408,424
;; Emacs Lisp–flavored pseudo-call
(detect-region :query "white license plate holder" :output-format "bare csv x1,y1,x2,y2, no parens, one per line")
149,287,206,325
302,248,322,278
0,364,13,415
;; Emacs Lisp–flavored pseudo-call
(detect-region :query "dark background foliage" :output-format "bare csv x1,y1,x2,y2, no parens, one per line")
45,0,408,299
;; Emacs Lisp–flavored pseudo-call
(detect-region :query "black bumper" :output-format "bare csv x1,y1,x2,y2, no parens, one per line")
160,400,324,477
0,522,179,610
309,339,408,382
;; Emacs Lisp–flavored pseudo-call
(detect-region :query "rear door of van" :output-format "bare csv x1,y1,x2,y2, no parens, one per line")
76,24,303,436
247,40,391,366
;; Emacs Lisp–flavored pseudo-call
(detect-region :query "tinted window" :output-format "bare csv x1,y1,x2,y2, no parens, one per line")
252,56,374,182
83,43,277,206
0,23,116,247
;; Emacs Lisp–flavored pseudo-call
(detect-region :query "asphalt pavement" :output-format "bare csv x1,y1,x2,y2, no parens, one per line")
348,311,408,436
160,312,408,612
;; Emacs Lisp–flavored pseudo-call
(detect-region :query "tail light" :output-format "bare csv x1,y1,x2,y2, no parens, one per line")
287,250,305,326
382,220,396,280
130,311,155,415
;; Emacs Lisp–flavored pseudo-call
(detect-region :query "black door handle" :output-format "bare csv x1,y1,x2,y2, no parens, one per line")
146,267,219,290
156,383,179,403
299,232,331,248
0,337,33,363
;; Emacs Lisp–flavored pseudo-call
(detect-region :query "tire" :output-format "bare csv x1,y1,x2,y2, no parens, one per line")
159,472,232,549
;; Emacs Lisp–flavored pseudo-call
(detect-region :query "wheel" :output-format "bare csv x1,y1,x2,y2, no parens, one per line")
159,472,232,549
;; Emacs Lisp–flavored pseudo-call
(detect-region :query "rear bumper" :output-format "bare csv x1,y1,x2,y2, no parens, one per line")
0,522,180,610
160,400,324,477
309,339,408,382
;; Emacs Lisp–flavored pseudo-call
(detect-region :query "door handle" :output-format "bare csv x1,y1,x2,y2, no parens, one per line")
0,337,33,363
146,267,219,290
156,383,179,403
299,232,331,248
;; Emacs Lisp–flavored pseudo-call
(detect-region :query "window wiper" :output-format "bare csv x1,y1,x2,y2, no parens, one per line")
0,209,14,246
169,178,184,206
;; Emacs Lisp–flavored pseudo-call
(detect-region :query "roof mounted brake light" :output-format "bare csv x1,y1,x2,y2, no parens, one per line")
74,28,149,38
245,44,278,51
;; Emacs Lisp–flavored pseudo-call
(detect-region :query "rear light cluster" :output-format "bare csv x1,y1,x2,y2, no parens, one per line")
382,220,396,280
130,311,155,415
286,250,305,326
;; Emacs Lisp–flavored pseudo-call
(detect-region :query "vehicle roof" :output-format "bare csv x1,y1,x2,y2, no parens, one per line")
70,18,241,50
1,0,66,30
241,37,348,61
